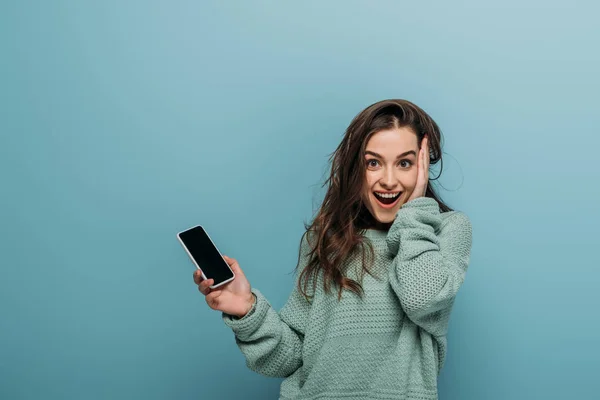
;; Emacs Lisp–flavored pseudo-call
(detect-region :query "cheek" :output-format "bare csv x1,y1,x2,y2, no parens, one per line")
361,184,372,202
361,177,373,202
364,172,378,187
404,171,419,188
363,175,376,194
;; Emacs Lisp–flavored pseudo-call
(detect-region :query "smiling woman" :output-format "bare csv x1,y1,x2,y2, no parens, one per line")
361,126,429,227
198,99,473,400
300,99,453,296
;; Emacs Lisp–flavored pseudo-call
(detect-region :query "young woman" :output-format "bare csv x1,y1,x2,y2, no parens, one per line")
193,99,473,400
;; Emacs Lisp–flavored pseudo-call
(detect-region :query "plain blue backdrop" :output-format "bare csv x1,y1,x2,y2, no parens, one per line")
1,1,598,399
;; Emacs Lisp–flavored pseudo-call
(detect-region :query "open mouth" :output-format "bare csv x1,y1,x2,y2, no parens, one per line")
373,191,401,207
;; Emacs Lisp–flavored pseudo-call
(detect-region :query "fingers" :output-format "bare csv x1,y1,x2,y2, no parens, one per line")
424,135,430,172
193,269,204,285
193,269,215,295
419,143,423,166
205,290,225,310
418,141,425,172
222,255,236,265
206,290,221,304
198,278,214,295
222,255,240,274
408,136,429,201
420,135,429,171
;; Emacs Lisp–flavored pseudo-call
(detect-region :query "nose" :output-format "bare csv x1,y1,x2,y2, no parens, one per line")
380,167,398,189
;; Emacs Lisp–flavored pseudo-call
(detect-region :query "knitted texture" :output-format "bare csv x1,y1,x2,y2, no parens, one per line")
222,197,473,400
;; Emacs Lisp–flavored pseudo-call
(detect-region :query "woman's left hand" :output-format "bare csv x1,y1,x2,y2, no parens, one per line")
406,135,430,203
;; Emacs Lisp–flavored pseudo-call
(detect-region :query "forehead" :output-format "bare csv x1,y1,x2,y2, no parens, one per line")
365,127,418,153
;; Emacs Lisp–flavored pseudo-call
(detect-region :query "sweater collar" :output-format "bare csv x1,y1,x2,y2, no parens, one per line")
360,228,388,241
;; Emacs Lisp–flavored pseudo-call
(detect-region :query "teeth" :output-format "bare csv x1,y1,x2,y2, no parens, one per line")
374,192,400,199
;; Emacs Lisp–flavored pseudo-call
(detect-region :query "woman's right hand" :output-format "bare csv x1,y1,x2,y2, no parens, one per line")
193,255,255,318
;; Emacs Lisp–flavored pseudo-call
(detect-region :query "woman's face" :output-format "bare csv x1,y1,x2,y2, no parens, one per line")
361,126,420,228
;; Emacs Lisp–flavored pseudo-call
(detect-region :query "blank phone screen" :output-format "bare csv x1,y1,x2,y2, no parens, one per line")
178,226,234,285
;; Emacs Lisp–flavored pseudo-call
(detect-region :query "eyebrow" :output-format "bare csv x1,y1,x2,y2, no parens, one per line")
364,150,417,159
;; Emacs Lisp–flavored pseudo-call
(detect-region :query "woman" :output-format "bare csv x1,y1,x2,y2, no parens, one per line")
193,99,473,400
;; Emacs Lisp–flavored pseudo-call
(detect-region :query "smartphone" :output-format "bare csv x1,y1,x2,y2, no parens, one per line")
177,225,235,289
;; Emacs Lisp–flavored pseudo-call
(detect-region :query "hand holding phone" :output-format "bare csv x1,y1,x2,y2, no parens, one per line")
177,225,254,317
193,256,255,318
178,225,235,288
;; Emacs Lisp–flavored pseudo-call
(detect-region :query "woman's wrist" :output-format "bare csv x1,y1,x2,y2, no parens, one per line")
237,292,256,319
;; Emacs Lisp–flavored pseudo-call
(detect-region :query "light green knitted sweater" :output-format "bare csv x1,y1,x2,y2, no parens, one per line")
222,197,473,400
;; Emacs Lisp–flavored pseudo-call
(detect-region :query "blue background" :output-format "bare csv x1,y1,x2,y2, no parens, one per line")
1,1,598,399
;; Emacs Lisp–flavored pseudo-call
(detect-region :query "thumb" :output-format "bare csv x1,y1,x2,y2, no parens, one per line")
222,255,243,274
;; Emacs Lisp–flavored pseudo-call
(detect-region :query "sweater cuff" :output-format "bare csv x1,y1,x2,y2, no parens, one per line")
386,197,441,255
400,196,441,214
221,288,270,340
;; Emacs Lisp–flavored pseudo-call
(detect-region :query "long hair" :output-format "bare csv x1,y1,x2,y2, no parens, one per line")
296,99,453,302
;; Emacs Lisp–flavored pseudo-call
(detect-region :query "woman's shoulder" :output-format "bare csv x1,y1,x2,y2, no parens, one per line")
440,209,469,221
439,209,472,237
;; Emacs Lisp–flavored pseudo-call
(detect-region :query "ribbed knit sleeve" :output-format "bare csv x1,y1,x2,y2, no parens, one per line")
386,196,473,337
221,234,313,378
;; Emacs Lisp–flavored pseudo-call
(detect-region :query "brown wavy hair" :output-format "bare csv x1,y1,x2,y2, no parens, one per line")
295,99,454,302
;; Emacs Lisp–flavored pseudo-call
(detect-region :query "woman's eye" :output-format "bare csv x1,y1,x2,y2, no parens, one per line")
367,159,379,168
367,159,412,168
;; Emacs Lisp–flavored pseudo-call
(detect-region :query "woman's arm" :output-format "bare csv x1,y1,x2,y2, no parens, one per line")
221,235,312,378
386,196,473,337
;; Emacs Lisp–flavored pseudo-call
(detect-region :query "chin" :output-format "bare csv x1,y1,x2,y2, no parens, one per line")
371,213,395,225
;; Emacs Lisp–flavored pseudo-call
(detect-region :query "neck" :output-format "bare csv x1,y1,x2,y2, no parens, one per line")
370,220,392,231
356,205,393,232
